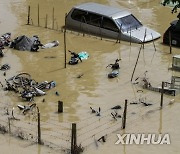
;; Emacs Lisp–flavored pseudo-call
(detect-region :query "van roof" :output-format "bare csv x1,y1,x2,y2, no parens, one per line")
74,2,131,19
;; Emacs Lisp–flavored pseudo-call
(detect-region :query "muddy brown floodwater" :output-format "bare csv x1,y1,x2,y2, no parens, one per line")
0,0,180,154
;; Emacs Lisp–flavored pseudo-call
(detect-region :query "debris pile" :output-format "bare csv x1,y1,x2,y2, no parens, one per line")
3,72,56,101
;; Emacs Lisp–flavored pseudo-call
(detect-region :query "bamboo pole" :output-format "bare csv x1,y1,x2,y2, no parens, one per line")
27,6,30,25
130,26,132,46
142,29,147,49
38,4,40,27
45,14,48,28
130,44,143,82
160,82,165,108
64,13,67,68
71,123,77,154
37,107,41,144
122,100,128,129
8,118,11,133
52,7,54,29
151,33,156,51
169,31,172,54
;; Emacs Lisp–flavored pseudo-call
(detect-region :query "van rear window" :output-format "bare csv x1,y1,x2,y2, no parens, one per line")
71,9,87,22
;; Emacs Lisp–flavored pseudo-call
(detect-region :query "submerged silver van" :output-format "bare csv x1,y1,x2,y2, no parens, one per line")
66,2,161,43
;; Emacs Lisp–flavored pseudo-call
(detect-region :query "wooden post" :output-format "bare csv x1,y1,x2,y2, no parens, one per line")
45,14,48,28
122,100,128,129
52,7,54,29
27,6,30,25
71,123,77,154
169,31,172,54
38,4,40,27
8,118,11,133
130,26,132,46
116,24,122,43
151,33,156,51
160,82,164,108
58,101,63,113
130,44,143,81
64,13,67,68
142,29,147,49
37,107,41,144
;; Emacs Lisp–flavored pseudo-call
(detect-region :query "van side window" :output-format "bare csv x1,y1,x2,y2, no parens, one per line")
87,13,102,27
102,17,119,32
71,9,87,23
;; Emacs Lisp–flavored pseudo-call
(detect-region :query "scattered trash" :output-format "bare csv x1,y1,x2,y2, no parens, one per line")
17,103,36,115
97,135,107,142
0,33,11,47
130,97,153,107
10,35,43,51
96,107,101,116
44,56,56,58
111,105,121,110
106,59,120,78
78,51,89,60
90,107,96,113
68,50,82,65
55,91,60,96
41,40,59,49
4,72,56,101
42,98,46,102
77,74,84,78
111,112,121,120
0,64,10,71
0,47,4,57
68,50,89,65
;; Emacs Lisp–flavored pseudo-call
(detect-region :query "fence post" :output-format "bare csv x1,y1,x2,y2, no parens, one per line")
142,29,147,49
64,13,67,68
71,123,77,154
58,101,63,113
37,107,41,144
38,4,40,27
169,31,172,54
160,81,164,108
130,44,143,81
27,6,30,25
122,100,128,129
8,118,11,133
52,7,54,29
45,14,48,28
151,33,156,51
130,26,132,46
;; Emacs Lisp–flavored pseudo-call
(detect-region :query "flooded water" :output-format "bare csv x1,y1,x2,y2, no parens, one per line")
0,0,180,154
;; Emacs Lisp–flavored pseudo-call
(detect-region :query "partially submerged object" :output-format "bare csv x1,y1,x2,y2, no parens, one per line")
0,64,10,71
172,55,180,71
68,50,89,65
136,74,180,96
66,2,161,43
0,33,11,47
10,35,43,51
4,72,56,101
41,40,59,49
107,59,120,78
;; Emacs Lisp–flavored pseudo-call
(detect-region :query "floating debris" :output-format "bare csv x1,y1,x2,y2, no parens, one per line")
90,107,96,113
4,72,56,101
0,64,10,71
111,105,121,110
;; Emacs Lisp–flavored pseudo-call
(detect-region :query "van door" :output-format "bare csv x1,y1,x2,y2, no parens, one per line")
101,17,119,39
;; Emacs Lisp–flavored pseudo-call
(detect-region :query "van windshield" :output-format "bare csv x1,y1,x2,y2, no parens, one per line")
115,14,142,32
